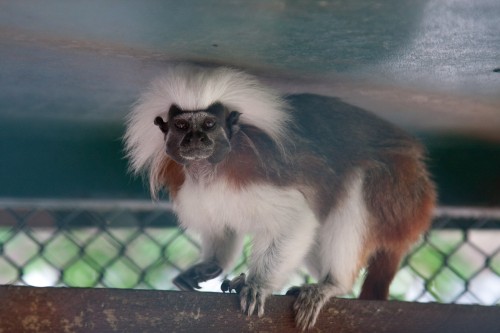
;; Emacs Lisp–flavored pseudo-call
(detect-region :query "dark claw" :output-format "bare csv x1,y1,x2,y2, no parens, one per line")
173,274,199,291
173,262,223,291
221,279,231,293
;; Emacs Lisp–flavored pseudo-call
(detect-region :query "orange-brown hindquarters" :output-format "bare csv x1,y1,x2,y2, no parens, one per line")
360,153,436,300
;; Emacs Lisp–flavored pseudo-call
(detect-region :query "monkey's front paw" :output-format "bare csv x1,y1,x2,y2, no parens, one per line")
173,261,222,291
239,281,270,318
292,284,329,331
221,273,246,293
285,285,302,296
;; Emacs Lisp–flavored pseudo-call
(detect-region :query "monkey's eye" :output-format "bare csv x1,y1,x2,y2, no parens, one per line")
203,119,216,130
174,119,189,131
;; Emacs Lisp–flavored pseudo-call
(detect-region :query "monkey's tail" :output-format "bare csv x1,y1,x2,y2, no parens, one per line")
358,249,402,300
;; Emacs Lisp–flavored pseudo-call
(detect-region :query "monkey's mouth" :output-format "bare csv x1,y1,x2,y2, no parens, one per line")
179,147,214,161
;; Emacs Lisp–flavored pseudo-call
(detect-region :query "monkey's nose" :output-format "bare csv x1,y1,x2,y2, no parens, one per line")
187,131,209,144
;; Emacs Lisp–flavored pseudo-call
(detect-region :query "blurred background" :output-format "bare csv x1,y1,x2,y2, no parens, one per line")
0,0,499,304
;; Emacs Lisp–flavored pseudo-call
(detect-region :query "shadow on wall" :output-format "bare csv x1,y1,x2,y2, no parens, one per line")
0,0,427,73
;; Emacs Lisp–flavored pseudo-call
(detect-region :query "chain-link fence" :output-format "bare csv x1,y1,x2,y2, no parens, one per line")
0,199,499,305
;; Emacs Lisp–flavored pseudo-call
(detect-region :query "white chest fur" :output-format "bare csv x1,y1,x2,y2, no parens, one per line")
173,177,316,235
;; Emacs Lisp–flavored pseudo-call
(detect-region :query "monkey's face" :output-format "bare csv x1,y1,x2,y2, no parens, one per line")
154,103,240,165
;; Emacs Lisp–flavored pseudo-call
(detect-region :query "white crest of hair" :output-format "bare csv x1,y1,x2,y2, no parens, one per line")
124,64,291,182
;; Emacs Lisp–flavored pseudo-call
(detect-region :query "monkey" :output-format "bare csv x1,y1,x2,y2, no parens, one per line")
124,65,436,330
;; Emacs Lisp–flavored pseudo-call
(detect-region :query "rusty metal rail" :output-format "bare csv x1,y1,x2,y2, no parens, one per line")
1,285,499,333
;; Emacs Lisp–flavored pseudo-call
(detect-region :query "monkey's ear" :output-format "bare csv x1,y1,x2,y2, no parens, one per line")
154,116,169,134
227,111,241,127
226,111,241,138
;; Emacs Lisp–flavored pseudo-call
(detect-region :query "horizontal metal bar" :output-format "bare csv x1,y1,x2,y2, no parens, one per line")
434,206,500,219
1,198,499,219
0,198,173,212
1,198,499,230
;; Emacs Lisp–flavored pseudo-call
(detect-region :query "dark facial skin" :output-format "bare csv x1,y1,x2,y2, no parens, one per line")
154,103,240,165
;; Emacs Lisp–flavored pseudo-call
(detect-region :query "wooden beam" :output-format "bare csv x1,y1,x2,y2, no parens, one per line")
1,286,498,332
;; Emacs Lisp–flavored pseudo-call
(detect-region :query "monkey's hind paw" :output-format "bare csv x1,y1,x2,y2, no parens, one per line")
291,284,331,331
173,261,222,291
221,273,246,294
239,282,270,318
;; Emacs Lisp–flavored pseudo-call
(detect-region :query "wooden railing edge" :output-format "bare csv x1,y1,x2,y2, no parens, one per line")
0,285,498,332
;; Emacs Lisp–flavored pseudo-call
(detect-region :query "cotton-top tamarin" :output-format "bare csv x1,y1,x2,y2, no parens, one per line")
124,65,435,330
